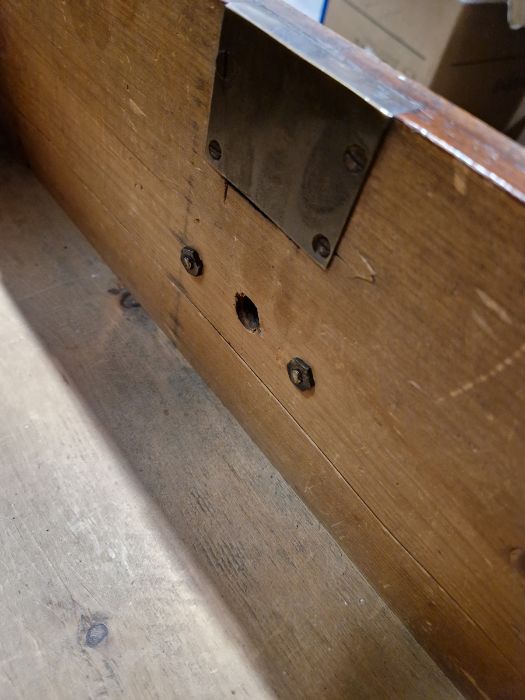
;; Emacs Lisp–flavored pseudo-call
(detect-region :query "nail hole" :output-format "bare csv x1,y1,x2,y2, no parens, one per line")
235,293,259,332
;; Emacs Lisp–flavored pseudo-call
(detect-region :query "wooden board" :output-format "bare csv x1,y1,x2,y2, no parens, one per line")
0,1,524,697
0,152,462,700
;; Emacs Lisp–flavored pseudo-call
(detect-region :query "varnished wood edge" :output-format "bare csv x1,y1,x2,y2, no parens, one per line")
220,0,525,205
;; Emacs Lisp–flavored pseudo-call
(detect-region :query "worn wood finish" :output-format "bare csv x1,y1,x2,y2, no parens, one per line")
0,1,524,697
0,153,463,700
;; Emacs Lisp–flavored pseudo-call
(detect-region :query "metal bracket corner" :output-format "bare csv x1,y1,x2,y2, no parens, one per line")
206,1,418,268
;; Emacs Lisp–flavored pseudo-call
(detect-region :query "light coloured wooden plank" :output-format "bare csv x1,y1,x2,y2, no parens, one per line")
0,1,524,697
0,152,461,700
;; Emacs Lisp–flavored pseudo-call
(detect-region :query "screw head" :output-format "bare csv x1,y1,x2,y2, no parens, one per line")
312,234,331,259
208,139,222,161
180,246,203,277
290,368,302,385
287,357,315,392
344,144,367,174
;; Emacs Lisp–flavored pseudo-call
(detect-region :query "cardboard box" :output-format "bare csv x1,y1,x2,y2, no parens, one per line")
324,0,525,132
282,0,327,21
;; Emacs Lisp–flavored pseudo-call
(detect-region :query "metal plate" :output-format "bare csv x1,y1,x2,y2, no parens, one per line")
206,3,415,267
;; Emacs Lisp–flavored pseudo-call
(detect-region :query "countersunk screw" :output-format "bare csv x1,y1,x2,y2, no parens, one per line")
287,357,315,392
344,144,368,174
180,246,203,277
312,234,331,259
208,139,222,161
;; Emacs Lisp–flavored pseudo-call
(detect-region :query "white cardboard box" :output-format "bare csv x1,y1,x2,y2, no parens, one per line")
324,0,525,134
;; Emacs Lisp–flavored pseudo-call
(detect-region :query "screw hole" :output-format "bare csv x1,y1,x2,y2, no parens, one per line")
235,293,259,332
209,139,222,160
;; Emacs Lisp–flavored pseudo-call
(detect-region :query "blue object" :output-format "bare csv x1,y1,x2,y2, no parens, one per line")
282,0,326,22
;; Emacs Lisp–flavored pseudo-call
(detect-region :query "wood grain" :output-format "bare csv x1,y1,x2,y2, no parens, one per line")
0,1,524,697
0,152,460,700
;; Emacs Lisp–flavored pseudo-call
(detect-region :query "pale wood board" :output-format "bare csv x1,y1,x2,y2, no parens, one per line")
0,1,524,696
0,152,462,699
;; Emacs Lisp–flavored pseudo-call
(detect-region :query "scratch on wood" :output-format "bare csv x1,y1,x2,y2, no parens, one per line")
338,247,376,283
476,289,512,325
453,162,469,196
437,342,525,402
355,251,376,284
471,310,497,340
459,669,491,700
129,98,146,118
182,174,195,236
407,380,423,391
167,273,187,296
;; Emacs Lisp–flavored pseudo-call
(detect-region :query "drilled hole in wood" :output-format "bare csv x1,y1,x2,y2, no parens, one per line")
235,293,259,332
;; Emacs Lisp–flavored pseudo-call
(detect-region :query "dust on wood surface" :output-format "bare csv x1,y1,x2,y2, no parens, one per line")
0,154,461,699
